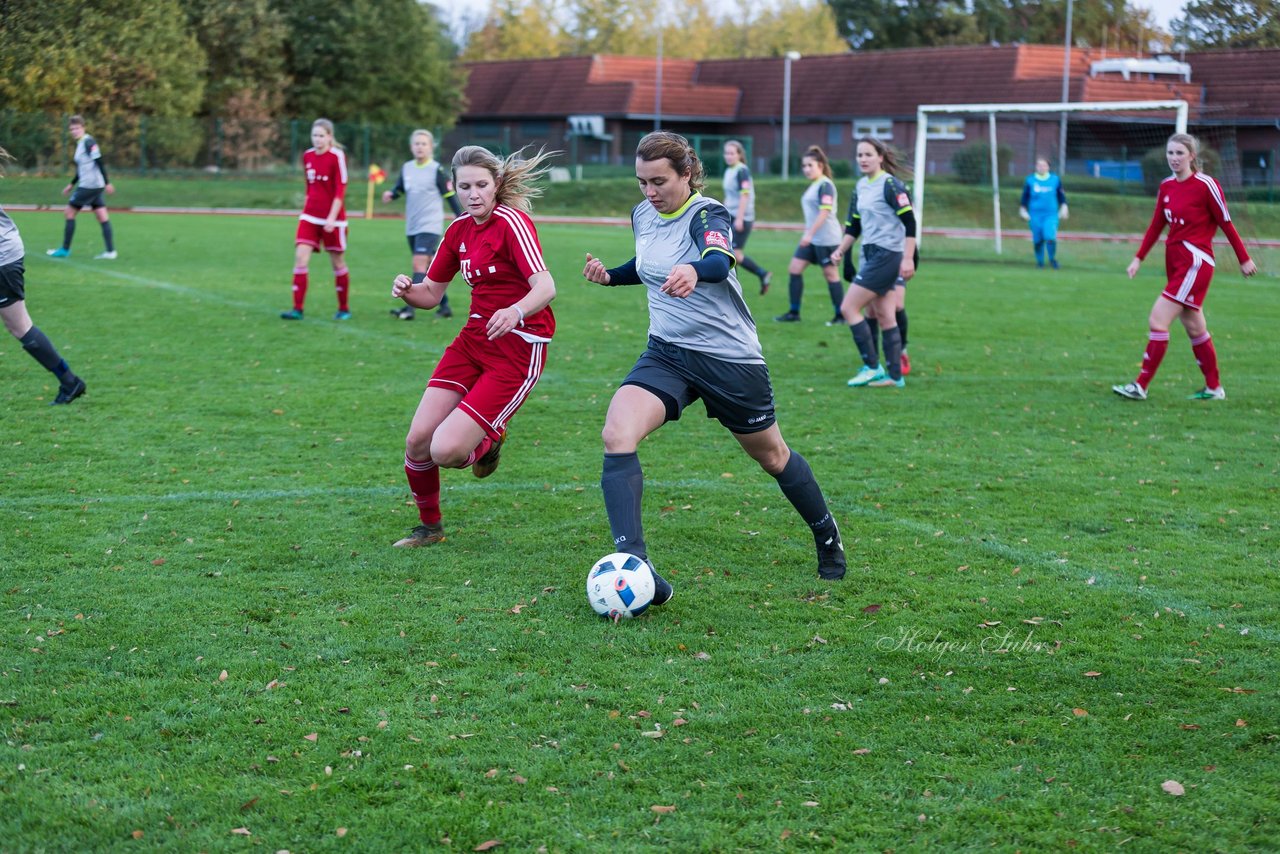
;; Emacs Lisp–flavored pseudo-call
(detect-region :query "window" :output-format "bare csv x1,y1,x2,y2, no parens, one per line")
926,118,965,140
522,120,550,138
853,118,893,140
827,123,845,146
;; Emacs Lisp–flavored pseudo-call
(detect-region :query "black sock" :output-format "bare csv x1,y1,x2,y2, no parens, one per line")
62,219,75,250
602,452,646,560
849,319,878,368
439,293,450,309
882,326,903,381
788,273,803,313
20,327,75,382
101,220,114,252
826,279,844,315
1047,240,1057,262
866,316,880,360
740,255,766,277
774,451,837,543
895,308,908,350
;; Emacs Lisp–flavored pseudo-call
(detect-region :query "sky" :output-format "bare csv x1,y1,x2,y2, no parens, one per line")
429,0,1190,41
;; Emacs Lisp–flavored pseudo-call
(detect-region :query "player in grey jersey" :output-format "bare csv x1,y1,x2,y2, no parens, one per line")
46,115,116,260
0,147,86,404
382,130,462,319
583,131,846,592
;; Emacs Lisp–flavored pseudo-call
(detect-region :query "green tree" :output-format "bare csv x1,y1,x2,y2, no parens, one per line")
562,0,648,55
462,0,566,61
713,0,848,58
276,0,464,127
185,0,290,117
825,0,981,49
1172,0,1280,47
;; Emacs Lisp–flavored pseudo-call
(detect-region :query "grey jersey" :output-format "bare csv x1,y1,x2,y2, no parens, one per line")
851,171,911,252
802,178,842,246
396,160,455,236
0,204,24,267
722,164,755,222
632,194,763,364
73,136,106,190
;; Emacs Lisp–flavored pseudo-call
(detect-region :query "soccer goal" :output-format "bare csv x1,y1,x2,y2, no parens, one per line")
912,100,1189,253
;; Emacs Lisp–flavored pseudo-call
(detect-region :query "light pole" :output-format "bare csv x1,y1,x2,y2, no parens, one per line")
655,27,663,131
1058,0,1074,174
781,51,800,179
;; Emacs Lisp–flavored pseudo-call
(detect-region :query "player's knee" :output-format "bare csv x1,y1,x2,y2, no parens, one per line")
405,429,432,461
429,437,470,469
601,420,637,454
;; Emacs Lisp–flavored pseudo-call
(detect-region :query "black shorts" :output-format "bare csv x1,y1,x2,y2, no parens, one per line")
69,187,107,210
732,221,753,250
0,260,26,307
622,336,776,434
853,244,903,295
407,232,442,256
793,243,837,267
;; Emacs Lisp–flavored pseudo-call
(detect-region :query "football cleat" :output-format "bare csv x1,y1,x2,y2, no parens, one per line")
1188,386,1226,401
280,308,304,320
868,376,905,388
847,365,885,387
94,250,117,260
824,313,845,327
472,429,506,479
648,563,675,606
900,352,911,376
1050,259,1060,269
390,306,416,320
51,377,87,405
1112,382,1147,400
392,523,445,548
435,304,453,319
774,311,801,323
46,248,70,258
759,270,772,296
334,310,352,321
817,525,846,581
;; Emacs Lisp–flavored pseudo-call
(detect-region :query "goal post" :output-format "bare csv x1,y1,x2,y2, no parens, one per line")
912,100,1189,252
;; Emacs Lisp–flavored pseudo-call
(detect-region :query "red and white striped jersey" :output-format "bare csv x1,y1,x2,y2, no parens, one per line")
1136,172,1249,264
301,147,348,225
428,205,555,340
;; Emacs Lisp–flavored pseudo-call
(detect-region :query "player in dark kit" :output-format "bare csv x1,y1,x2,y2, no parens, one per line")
583,131,847,598
2,147,86,404
1113,133,1256,402
46,115,117,260
389,145,558,548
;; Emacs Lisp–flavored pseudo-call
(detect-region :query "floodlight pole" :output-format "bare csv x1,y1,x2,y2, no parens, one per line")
781,51,800,179
655,27,663,131
1058,0,1074,172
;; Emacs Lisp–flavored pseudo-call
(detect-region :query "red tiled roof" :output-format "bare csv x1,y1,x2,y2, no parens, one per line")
1185,48,1280,120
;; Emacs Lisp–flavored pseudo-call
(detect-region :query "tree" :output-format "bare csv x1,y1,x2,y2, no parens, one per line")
276,0,465,127
185,0,290,118
1171,0,1280,47
825,0,980,50
462,0,566,61
712,0,848,58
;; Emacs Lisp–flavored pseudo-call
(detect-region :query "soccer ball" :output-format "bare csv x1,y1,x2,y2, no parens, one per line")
586,552,656,619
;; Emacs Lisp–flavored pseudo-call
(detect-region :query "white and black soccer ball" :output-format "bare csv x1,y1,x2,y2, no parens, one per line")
586,552,656,619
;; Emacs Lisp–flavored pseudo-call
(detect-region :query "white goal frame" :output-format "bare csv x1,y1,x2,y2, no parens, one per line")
912,100,1188,252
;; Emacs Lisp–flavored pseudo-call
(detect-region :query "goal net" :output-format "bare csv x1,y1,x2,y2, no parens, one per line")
912,100,1190,256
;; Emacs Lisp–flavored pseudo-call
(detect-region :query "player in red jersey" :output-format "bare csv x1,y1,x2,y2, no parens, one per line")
1113,133,1257,402
388,145,559,547
280,119,352,321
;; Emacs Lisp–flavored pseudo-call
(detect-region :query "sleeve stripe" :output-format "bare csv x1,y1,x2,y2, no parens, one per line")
494,206,547,273
334,148,348,184
1195,173,1230,222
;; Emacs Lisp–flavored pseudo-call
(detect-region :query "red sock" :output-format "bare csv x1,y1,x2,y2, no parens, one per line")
1136,329,1169,390
334,267,350,312
405,456,441,525
462,435,494,468
292,267,308,311
1190,332,1220,389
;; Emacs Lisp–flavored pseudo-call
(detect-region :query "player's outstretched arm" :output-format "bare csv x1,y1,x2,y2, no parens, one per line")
582,252,611,285
392,273,447,309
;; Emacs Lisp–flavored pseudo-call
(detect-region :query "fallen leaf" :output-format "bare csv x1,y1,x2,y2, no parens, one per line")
852,748,871,755
1180,724,1201,730
1072,708,1088,717
485,768,500,779
377,720,388,730
1083,671,1102,678
336,827,347,838
651,805,676,814
671,718,688,727
861,604,882,614
511,774,527,784
1236,719,1247,727
1161,780,1185,796
802,800,819,807
303,733,318,742
641,730,664,738
219,670,228,682
780,829,792,840
131,830,144,840
474,841,502,852
693,651,711,660
230,827,251,836
239,796,258,812
265,679,280,690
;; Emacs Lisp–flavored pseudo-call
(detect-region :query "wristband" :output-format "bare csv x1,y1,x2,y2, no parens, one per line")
513,305,525,325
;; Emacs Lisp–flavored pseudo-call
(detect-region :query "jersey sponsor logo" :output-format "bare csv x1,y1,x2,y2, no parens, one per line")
895,192,910,208
704,229,730,251
820,193,835,206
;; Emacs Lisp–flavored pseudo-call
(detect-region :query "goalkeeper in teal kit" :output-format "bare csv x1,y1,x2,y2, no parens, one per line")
1019,157,1068,269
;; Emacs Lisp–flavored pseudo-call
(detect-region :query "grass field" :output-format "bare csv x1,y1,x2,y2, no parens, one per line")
2,210,1278,851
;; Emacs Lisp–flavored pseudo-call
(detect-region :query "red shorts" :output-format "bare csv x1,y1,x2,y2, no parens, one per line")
296,217,347,253
428,324,549,441
1161,240,1215,311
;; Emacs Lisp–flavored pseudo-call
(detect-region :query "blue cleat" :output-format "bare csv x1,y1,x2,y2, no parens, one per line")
46,248,70,258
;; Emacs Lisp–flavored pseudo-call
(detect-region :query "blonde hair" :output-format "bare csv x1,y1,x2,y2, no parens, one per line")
410,129,434,147
451,145,559,213
724,139,747,164
312,118,342,149
1167,132,1201,172
636,131,705,191
803,145,833,180
856,137,912,180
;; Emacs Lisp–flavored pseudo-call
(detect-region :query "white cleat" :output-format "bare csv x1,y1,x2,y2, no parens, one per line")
1112,382,1148,400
